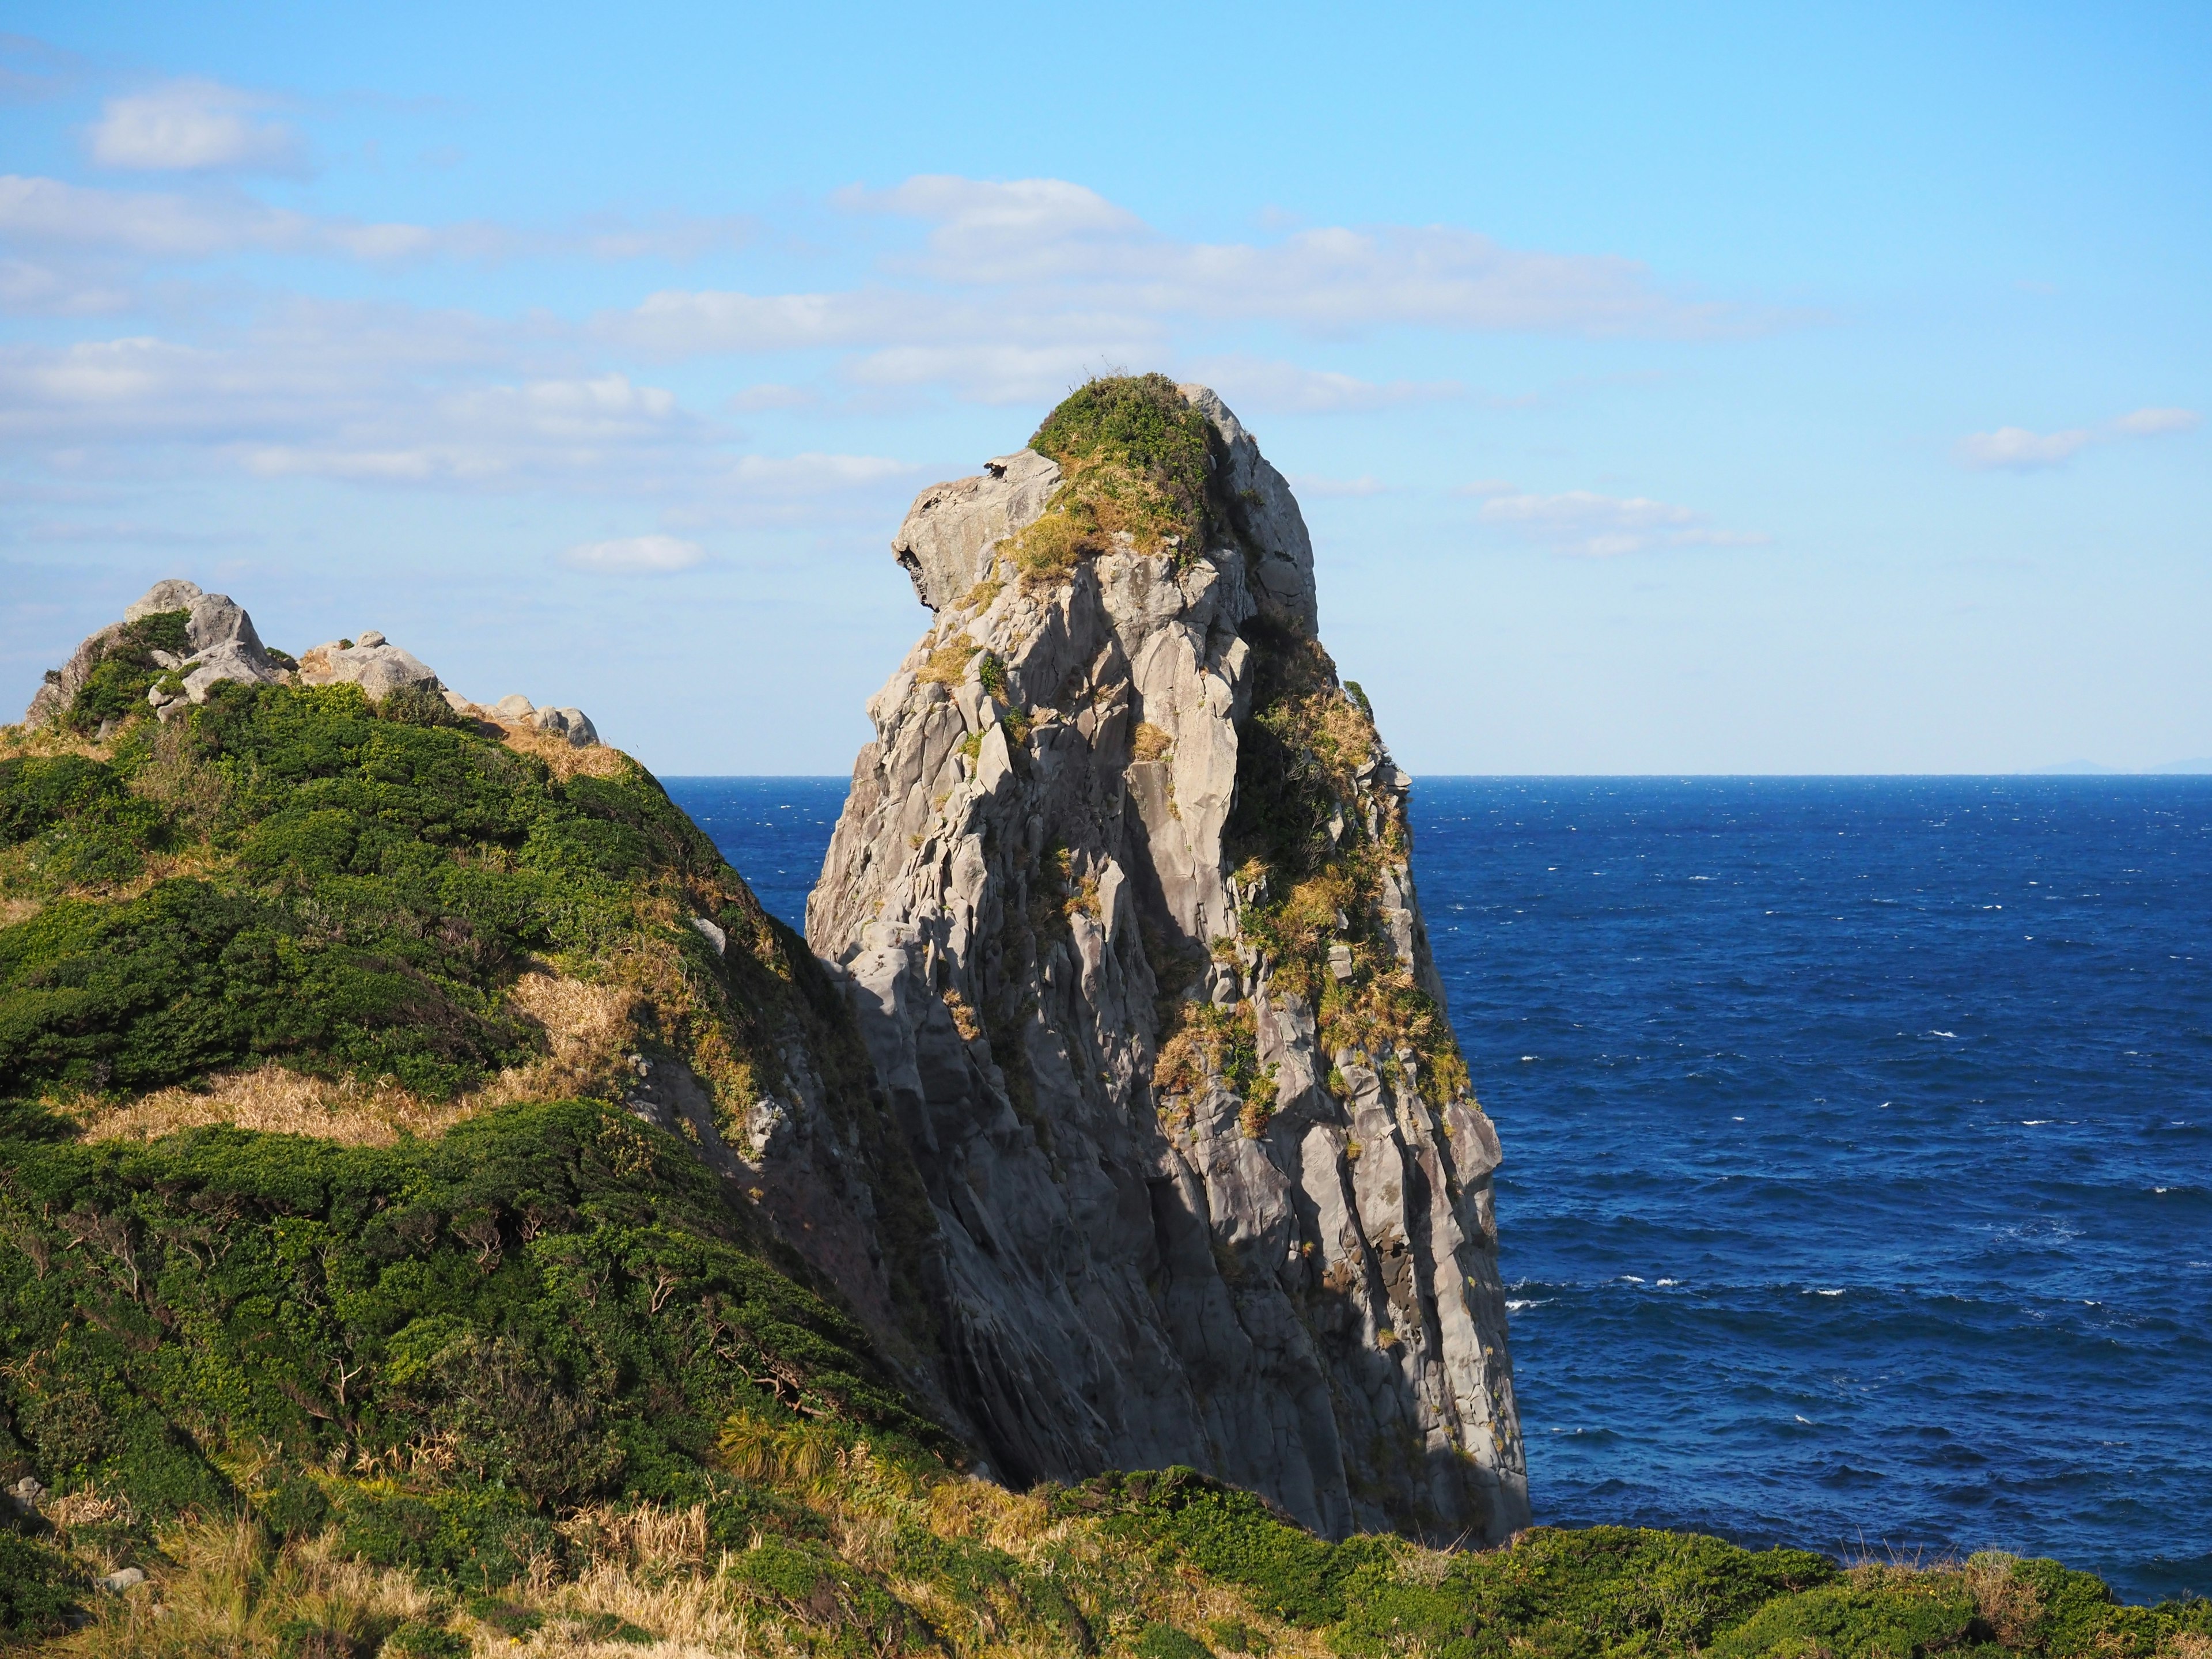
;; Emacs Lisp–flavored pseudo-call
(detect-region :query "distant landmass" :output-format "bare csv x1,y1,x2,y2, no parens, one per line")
2031,759,2212,775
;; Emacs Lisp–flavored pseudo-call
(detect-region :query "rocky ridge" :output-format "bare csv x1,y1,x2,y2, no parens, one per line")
21,582,601,749
801,375,1529,1543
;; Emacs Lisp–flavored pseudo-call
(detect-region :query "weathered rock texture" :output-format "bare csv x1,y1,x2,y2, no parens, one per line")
802,376,1528,1542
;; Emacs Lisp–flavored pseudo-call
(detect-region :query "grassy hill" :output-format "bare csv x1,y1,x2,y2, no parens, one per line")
2,683,2207,1658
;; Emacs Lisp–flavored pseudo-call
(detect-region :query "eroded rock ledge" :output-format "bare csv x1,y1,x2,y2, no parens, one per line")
798,375,1529,1542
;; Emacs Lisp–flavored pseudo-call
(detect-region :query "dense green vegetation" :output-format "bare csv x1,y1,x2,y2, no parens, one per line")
2,679,772,1097
0,1095,946,1647
1059,1469,2212,1659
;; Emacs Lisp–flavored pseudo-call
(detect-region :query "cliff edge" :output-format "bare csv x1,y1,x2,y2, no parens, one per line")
806,375,1529,1541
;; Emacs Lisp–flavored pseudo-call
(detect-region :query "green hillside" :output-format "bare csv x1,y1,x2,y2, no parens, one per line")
2,682,2206,1658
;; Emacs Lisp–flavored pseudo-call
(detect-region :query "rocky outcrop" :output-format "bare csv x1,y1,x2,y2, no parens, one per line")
800,376,1528,1543
23,579,281,729
18,586,603,751
297,631,442,702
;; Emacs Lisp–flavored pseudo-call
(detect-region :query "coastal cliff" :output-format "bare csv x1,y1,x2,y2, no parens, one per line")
801,375,1528,1543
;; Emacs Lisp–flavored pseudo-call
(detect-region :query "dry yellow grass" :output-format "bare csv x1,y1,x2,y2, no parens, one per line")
70,967,642,1147
483,718,633,781
916,639,981,687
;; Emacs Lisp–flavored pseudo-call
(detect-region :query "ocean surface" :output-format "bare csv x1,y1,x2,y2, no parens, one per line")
662,775,2212,1603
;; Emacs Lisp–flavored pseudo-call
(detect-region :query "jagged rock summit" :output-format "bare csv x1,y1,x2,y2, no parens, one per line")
21,581,602,748
806,375,1529,1542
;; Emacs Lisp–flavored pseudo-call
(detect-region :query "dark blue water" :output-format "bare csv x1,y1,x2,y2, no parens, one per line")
664,775,2212,1603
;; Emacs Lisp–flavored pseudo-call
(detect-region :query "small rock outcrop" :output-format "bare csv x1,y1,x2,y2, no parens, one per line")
297,631,442,702
801,376,1528,1543
24,578,281,730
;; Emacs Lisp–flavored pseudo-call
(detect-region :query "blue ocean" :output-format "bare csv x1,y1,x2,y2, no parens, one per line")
663,775,2212,1603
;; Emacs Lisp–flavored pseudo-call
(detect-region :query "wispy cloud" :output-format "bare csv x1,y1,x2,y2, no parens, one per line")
600,174,1799,401
1956,407,2200,471
1182,355,1462,414
1955,426,2094,471
87,79,305,174
560,534,705,574
1289,474,1391,498
843,175,1787,339
1479,487,1768,558
2114,406,2200,437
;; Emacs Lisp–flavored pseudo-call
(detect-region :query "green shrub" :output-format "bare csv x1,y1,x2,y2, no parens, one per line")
0,752,170,892
374,684,463,728
729,1537,926,1652
1710,1571,1978,1659
381,1620,469,1658
0,681,756,1097
1207,1617,1268,1654
256,1472,334,1539
1134,1626,1214,1658
0,1532,85,1637
1029,374,1213,542
66,608,191,732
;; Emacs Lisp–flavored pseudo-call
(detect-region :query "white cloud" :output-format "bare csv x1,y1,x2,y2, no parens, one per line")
1289,474,1391,498
560,534,706,574
842,340,1157,405
1479,488,1767,558
1181,355,1462,414
723,452,920,493
1956,426,2094,471
88,79,304,173
844,174,1783,340
0,173,437,261
1957,407,2199,471
2114,406,2200,436
603,175,1790,395
840,176,1146,285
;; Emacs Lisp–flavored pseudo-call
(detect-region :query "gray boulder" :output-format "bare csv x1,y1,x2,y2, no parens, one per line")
297,638,441,703
490,694,535,721
531,706,599,748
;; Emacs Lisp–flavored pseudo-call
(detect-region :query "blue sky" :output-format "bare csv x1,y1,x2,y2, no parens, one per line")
2,2,2206,774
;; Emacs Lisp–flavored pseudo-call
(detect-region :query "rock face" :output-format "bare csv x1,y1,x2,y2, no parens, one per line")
804,376,1528,1542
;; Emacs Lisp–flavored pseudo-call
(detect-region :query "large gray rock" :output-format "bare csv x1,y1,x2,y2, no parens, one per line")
532,705,599,747
22,578,280,728
297,637,440,702
793,386,1528,1544
893,448,1062,611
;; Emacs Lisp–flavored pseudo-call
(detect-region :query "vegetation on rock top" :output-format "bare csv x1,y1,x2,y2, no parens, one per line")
1008,374,1216,581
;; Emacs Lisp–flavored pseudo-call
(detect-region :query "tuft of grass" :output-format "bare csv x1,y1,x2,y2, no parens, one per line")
918,639,980,687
